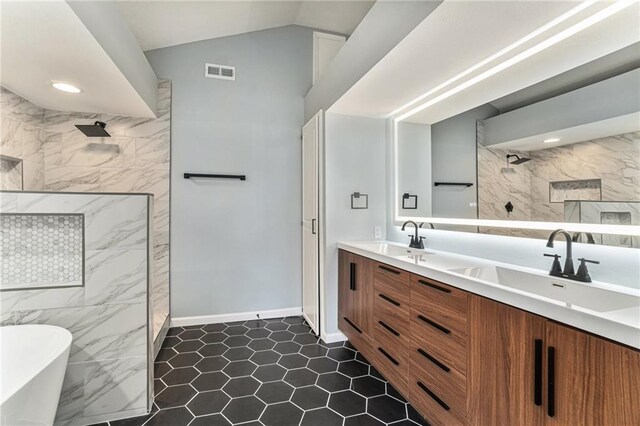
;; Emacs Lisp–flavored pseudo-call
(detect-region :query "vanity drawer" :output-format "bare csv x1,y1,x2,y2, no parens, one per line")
410,309,467,375
374,274,410,315
409,341,466,406
411,275,468,337
373,328,409,395
373,312,409,347
374,261,411,288
409,359,466,426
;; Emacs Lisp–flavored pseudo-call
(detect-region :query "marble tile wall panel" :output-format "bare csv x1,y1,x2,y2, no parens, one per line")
42,81,171,342
2,81,171,344
0,87,45,190
0,191,151,425
55,356,147,425
0,156,22,190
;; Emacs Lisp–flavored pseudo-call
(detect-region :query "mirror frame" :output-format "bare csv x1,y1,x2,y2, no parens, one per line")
391,118,640,237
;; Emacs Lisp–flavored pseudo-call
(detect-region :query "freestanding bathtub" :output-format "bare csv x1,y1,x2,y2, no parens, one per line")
0,324,72,425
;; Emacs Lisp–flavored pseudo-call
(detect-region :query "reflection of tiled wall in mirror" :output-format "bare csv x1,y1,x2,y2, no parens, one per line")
478,130,640,243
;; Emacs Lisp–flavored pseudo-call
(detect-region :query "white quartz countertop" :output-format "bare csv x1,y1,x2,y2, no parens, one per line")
338,241,640,349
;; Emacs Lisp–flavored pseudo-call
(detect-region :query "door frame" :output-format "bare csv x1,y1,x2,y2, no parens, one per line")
302,110,325,338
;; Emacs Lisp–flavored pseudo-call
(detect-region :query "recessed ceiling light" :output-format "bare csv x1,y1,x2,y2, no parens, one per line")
544,138,560,143
51,82,82,94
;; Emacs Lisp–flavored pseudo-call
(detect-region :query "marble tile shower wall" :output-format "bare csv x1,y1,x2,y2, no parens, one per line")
478,125,640,239
0,81,171,343
0,192,152,425
42,80,171,342
0,86,46,190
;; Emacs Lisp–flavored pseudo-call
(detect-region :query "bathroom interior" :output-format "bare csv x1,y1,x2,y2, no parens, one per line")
0,1,638,425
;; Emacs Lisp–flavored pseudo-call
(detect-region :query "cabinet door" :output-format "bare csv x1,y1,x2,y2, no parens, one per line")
546,321,640,425
468,295,546,426
338,251,373,340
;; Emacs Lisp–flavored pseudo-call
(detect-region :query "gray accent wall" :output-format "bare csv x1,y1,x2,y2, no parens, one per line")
146,26,313,319
431,104,497,221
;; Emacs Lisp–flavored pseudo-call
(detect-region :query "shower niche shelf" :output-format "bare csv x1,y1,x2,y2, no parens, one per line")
549,178,601,203
0,213,84,290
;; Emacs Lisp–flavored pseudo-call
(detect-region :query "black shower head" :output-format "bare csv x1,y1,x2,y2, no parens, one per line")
75,121,110,137
506,154,531,165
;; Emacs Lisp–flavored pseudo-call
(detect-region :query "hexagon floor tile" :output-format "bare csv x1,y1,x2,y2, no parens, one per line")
96,316,428,426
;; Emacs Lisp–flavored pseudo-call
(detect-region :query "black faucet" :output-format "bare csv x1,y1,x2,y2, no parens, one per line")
572,232,595,244
401,220,424,249
545,229,600,282
546,229,575,276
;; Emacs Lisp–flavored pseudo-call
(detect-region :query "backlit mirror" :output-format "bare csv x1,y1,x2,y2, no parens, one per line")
394,43,640,247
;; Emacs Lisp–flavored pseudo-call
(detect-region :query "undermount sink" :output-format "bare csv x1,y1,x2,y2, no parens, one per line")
352,242,432,257
450,265,640,314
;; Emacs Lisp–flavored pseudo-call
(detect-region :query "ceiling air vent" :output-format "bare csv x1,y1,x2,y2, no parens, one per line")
205,63,235,81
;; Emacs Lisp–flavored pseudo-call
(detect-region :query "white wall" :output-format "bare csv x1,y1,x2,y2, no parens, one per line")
397,121,432,217
146,26,313,319
305,1,442,121
324,112,387,337
67,0,158,116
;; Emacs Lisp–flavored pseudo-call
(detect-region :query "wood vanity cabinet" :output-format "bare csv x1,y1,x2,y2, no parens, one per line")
338,250,374,356
337,250,640,426
467,295,546,426
468,295,640,426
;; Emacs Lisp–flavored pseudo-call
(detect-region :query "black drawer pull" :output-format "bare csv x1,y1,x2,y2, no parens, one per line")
417,348,450,372
378,293,400,306
547,346,555,417
378,265,401,275
343,317,362,334
417,381,450,411
417,279,451,293
417,315,451,334
378,321,400,337
378,347,399,366
534,339,542,406
349,262,356,291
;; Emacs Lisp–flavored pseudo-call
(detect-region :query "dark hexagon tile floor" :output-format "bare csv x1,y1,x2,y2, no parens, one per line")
98,316,428,426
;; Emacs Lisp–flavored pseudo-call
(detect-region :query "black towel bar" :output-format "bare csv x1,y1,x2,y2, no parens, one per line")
184,173,246,180
434,182,473,187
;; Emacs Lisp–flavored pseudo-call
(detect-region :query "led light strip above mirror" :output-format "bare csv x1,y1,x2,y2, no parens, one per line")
392,0,640,238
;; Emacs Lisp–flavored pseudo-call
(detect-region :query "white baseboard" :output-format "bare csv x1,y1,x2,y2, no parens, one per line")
322,330,347,344
171,307,302,328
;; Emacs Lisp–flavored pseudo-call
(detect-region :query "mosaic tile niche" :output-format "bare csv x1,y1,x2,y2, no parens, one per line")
0,213,83,290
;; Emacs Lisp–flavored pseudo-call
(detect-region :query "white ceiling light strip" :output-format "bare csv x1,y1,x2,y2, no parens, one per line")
388,0,599,118
394,0,638,122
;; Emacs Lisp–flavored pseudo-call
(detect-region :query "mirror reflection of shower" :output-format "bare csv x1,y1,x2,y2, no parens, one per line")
506,154,531,165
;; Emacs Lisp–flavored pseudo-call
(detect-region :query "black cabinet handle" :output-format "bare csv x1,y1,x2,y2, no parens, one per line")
417,348,450,372
378,347,399,366
417,314,451,334
378,293,400,306
534,339,543,406
547,346,555,417
349,263,356,291
417,381,450,411
417,279,451,293
378,265,401,275
378,321,400,337
343,317,362,334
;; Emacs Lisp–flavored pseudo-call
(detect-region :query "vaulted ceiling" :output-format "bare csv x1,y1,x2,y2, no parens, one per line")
117,0,375,51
